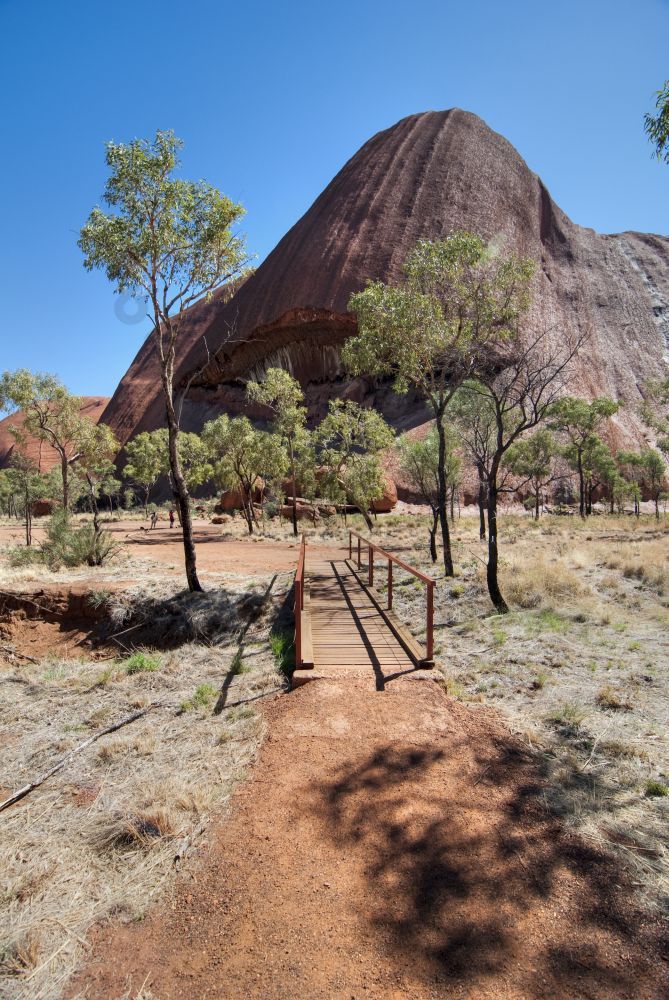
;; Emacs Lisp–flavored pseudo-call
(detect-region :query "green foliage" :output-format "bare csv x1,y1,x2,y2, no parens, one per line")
79,130,251,309
505,429,559,486
247,369,316,521
125,651,160,674
644,80,669,164
229,647,250,675
10,509,117,569
316,400,394,516
344,232,535,577
645,779,668,798
180,682,218,712
124,430,169,506
396,427,459,509
549,396,619,444
639,377,669,456
345,232,534,402
79,129,253,593
0,369,91,509
202,415,287,531
270,629,295,677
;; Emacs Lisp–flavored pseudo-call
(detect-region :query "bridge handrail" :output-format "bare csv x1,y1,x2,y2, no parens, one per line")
294,534,306,667
348,529,436,662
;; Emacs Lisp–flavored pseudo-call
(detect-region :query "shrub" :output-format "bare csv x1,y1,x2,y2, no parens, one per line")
229,647,249,675
180,683,218,712
645,779,668,798
125,651,160,675
270,629,295,677
9,510,116,569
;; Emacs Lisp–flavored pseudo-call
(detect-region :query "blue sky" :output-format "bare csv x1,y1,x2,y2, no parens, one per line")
1,0,668,396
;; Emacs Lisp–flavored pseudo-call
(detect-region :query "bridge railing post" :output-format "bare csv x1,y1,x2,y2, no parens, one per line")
426,580,434,662
387,559,393,610
357,535,361,569
349,531,352,561
368,542,373,587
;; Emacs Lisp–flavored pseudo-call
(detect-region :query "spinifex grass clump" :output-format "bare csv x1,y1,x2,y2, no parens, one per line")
9,510,116,569
125,651,160,675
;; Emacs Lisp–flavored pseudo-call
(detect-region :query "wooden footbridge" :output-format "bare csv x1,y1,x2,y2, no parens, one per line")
292,531,435,688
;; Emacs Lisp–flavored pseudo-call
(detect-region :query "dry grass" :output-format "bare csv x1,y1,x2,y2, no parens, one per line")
0,573,289,1000
359,509,669,913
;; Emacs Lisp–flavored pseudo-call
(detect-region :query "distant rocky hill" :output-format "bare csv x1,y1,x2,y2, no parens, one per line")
101,109,669,450
0,397,110,471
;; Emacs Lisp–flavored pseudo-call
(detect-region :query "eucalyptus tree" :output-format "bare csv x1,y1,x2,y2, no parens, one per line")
548,396,619,517
247,368,307,537
316,400,394,531
345,232,534,574
0,370,86,510
123,429,169,516
79,130,252,591
202,415,287,534
76,422,121,560
449,384,497,540
453,330,582,612
640,448,667,519
396,427,459,561
7,456,49,546
504,428,561,520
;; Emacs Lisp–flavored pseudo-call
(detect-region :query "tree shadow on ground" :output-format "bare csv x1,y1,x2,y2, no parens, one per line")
313,735,669,998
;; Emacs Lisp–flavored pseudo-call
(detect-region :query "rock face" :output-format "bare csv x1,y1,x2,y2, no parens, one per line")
0,397,110,471
101,109,669,449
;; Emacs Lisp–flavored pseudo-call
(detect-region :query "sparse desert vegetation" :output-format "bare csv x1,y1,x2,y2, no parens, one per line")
0,535,291,998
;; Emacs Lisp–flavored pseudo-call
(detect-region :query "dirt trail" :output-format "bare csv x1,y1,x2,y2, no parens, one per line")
71,675,668,1000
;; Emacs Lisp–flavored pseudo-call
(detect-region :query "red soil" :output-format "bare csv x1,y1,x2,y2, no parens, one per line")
70,675,668,999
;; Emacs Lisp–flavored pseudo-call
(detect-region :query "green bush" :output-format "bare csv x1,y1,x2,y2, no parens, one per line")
270,629,295,677
180,683,218,712
9,510,116,569
645,779,668,798
125,651,160,675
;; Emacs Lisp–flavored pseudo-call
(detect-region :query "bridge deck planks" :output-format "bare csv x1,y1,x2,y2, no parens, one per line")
305,558,413,675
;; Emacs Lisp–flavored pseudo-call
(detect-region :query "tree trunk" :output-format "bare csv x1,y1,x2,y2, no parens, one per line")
162,371,202,593
534,487,540,520
486,461,509,613
61,452,69,512
436,413,454,576
476,461,487,540
144,487,150,519
577,450,585,519
360,507,374,532
429,509,438,563
449,486,455,524
244,491,254,535
289,439,298,538
24,487,32,546
655,495,660,520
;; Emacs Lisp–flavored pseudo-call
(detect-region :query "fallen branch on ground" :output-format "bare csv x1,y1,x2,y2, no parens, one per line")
0,703,161,813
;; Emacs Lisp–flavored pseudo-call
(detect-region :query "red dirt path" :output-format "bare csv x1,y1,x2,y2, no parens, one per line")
70,675,668,1000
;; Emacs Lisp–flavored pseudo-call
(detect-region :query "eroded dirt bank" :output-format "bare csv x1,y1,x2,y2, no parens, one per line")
70,676,669,1000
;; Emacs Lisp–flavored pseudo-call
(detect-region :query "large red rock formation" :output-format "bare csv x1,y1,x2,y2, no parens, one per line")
101,109,669,448
0,397,110,471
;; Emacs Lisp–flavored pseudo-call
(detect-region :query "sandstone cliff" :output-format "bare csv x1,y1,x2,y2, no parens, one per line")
101,109,669,448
